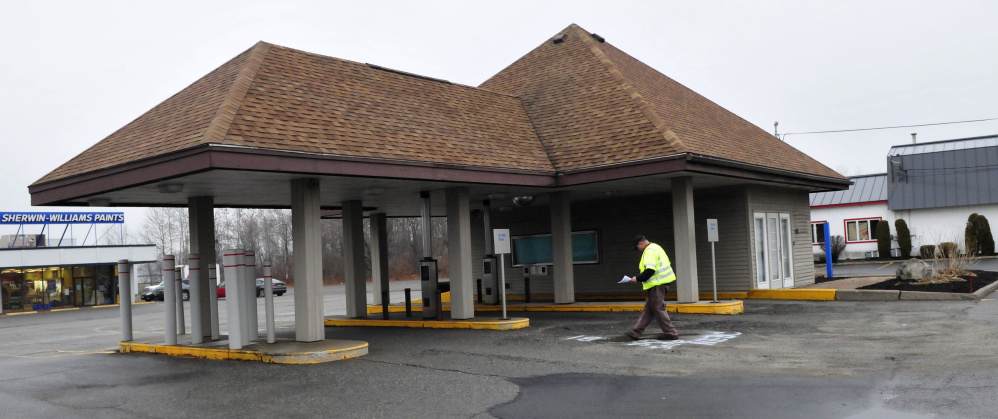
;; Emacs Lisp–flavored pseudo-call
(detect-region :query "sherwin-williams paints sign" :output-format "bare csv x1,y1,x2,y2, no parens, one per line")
0,212,125,224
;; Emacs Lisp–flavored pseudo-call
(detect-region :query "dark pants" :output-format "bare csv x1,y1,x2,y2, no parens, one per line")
632,284,678,337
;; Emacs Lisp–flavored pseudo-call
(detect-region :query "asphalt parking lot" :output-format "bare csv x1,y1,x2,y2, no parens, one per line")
1,284,996,418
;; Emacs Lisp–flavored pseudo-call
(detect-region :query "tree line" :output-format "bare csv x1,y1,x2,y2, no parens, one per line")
138,208,450,285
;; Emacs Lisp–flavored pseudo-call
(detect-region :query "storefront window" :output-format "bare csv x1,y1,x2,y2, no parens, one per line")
2,269,24,311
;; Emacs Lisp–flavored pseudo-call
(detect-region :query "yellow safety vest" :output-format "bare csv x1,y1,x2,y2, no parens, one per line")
639,243,677,290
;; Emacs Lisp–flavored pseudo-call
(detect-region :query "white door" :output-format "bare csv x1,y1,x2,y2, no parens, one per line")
754,214,770,289
780,214,795,288
754,213,795,289
767,213,782,289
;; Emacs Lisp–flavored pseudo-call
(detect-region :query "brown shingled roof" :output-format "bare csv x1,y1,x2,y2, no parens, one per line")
34,42,553,185
479,24,844,179
35,25,844,188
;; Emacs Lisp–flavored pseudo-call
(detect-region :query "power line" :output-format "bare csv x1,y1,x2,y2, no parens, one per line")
779,117,998,140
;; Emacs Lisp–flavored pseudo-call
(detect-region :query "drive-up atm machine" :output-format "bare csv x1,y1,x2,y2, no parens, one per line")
481,199,499,304
419,192,439,319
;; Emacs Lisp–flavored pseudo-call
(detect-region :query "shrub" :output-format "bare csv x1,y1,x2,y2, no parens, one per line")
895,219,912,258
939,242,958,258
820,235,846,263
876,220,891,259
919,244,936,259
965,213,995,256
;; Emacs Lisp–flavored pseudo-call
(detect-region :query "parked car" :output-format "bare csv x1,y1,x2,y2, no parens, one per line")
217,278,286,298
140,280,190,301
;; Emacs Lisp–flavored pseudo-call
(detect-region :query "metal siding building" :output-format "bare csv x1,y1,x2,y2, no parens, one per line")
888,135,998,210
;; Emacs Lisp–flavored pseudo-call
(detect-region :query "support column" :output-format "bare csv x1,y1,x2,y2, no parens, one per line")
446,187,474,319
188,196,215,340
291,178,324,342
370,213,390,306
551,192,575,304
342,200,367,318
672,177,699,303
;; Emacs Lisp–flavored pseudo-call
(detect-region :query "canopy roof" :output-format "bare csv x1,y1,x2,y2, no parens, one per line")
31,24,847,209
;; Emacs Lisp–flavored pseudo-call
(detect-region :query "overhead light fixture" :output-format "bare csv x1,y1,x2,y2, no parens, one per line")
512,196,534,207
157,183,184,194
88,198,111,207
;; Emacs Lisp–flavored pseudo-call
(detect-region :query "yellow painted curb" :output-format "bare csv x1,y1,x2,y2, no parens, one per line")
670,301,744,314
119,341,368,364
748,289,836,300
325,317,529,330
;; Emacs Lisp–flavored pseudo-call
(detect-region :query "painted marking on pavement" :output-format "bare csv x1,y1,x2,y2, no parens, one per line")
878,261,896,269
627,331,741,350
566,335,608,342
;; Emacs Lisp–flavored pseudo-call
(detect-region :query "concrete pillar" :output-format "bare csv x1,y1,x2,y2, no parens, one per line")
343,200,367,318
551,192,575,304
291,178,324,342
672,177,699,303
117,259,132,342
370,213,390,306
188,196,215,340
447,187,474,319
162,255,176,345
222,249,244,349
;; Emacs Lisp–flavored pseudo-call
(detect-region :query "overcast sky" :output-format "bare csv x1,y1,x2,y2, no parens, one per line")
2,0,997,238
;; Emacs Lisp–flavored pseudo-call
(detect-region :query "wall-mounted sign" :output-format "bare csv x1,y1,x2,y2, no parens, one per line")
0,212,125,224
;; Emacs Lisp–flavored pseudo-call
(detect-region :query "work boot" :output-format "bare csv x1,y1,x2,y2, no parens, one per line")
658,334,679,340
624,330,641,340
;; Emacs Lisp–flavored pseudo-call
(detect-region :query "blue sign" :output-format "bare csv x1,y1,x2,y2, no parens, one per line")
0,212,125,225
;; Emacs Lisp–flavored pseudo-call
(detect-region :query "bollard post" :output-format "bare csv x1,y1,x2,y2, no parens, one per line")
175,268,185,335
244,251,257,344
208,264,219,341
222,250,244,350
381,290,390,320
477,279,482,304
435,290,443,321
117,259,132,342
162,256,177,345
189,255,203,344
264,263,275,344
404,288,412,318
524,276,531,304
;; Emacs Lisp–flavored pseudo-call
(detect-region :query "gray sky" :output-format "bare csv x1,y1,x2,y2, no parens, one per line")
2,0,997,238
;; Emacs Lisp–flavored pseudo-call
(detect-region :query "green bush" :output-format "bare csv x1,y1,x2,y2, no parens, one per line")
965,213,995,256
919,244,936,259
895,219,912,258
876,220,891,259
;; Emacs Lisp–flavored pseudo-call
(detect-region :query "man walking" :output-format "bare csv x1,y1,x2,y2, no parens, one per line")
626,235,679,340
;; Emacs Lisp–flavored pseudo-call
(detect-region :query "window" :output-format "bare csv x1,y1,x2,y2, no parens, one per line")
844,218,880,243
811,222,826,245
511,230,599,266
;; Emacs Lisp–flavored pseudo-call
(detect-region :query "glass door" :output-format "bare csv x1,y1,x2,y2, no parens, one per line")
780,214,795,288
767,213,782,289
754,213,795,289
754,214,769,289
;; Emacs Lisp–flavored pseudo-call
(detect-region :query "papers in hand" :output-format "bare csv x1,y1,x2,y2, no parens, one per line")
619,275,632,284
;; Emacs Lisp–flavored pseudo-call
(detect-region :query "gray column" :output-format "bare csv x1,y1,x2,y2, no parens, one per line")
291,178,324,342
188,196,215,340
343,200,368,318
551,192,575,304
672,177,699,303
117,259,132,342
446,187,474,319
370,213,390,306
